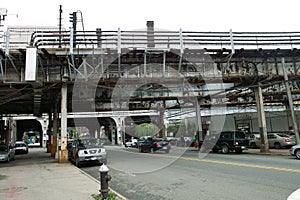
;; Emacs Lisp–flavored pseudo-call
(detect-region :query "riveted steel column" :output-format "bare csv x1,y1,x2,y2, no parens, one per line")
59,81,68,162
254,85,269,152
282,58,300,144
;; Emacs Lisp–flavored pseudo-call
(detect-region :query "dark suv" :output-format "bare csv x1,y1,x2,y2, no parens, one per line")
202,131,249,154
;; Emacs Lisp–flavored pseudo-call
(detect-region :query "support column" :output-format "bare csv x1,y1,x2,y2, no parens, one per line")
59,82,68,162
51,101,58,158
254,85,269,152
282,58,300,144
195,98,203,148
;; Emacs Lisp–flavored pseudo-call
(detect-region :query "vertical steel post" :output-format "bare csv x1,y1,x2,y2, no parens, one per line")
282,58,300,144
254,85,269,152
59,81,68,162
117,28,121,78
195,98,203,148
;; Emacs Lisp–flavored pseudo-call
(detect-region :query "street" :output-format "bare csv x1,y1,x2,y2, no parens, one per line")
82,146,300,200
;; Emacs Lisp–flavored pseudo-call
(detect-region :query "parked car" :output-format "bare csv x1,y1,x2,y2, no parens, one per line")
290,144,300,159
14,141,28,154
248,133,261,149
202,131,249,154
165,137,178,145
125,138,138,148
249,132,296,149
138,136,171,153
267,133,295,149
69,137,107,167
0,144,15,162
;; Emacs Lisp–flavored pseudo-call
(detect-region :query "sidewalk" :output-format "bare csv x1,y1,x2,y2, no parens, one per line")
0,148,100,200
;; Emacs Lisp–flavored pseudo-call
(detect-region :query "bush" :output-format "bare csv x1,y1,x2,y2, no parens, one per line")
92,192,117,200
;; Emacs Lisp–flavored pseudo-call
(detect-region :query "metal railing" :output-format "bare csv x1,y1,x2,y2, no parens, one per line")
3,28,300,50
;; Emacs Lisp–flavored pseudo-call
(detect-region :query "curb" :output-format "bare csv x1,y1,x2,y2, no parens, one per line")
73,164,128,200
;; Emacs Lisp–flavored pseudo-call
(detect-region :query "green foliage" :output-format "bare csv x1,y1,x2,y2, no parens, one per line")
92,192,117,200
134,123,159,137
167,124,180,135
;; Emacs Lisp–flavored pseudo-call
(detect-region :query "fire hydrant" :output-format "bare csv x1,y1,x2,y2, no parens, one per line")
99,164,111,200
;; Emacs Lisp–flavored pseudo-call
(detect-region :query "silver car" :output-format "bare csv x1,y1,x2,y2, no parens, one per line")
69,138,107,167
290,144,300,159
0,144,15,162
249,133,296,149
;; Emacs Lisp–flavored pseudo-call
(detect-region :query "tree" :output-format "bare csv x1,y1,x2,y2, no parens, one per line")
134,123,159,137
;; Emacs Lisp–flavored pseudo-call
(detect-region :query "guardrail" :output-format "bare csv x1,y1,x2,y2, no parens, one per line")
3,28,300,50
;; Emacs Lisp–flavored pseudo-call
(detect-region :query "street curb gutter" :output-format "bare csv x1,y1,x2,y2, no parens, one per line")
72,165,128,200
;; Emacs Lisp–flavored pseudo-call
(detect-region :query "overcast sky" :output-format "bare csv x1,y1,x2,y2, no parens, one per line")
1,0,300,32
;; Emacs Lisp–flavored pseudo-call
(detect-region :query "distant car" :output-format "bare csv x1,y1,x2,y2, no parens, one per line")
0,144,15,162
125,138,138,148
249,133,261,149
138,136,171,153
69,137,107,167
165,137,177,145
14,141,28,154
289,144,300,159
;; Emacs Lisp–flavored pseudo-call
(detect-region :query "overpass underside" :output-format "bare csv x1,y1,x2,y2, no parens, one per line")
0,29,300,116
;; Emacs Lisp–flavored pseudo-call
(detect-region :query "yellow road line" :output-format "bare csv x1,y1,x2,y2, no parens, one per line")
115,148,300,173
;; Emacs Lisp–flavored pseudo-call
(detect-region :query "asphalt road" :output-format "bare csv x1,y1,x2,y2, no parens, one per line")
82,146,300,200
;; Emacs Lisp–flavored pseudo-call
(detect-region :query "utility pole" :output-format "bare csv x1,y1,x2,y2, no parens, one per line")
282,58,300,144
58,5,62,48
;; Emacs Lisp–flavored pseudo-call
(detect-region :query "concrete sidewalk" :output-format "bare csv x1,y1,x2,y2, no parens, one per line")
0,148,100,200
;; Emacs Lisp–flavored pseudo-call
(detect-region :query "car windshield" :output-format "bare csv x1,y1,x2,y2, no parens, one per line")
15,143,26,147
81,138,103,148
277,133,290,138
0,145,8,152
235,132,246,139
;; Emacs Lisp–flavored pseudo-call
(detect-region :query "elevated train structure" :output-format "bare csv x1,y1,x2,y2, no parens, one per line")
1,23,300,149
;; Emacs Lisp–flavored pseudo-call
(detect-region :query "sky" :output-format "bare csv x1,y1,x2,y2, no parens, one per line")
1,0,300,32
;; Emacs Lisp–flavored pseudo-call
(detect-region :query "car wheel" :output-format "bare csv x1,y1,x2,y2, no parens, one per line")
212,148,219,153
75,156,81,168
150,148,154,153
221,145,229,154
295,149,300,159
274,142,281,149
250,142,257,149
235,149,243,154
139,147,143,153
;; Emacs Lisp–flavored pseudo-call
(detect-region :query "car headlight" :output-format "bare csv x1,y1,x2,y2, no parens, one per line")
98,148,106,153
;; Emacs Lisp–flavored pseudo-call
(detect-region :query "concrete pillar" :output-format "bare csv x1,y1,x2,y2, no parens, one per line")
254,85,269,152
